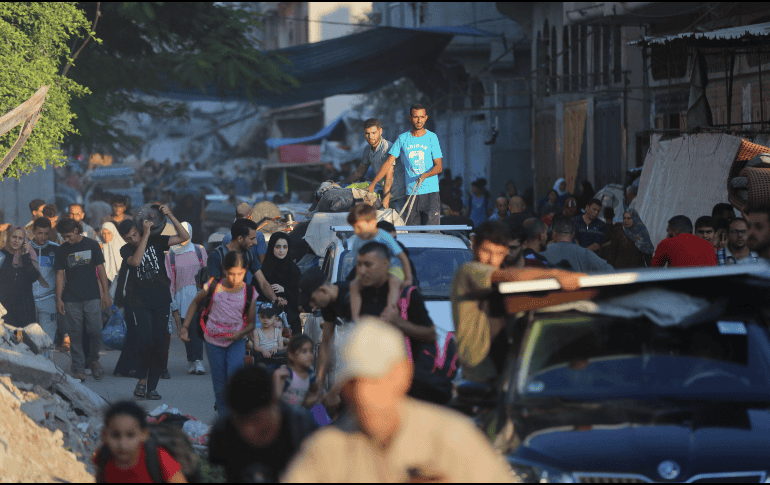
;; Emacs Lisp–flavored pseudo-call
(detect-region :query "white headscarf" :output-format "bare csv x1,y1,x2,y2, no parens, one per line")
171,222,194,255
553,178,568,197
101,222,125,282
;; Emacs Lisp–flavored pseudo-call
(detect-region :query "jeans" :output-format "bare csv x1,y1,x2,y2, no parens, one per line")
185,318,204,362
64,299,102,374
406,192,441,226
35,296,57,342
177,286,203,362
205,339,246,417
134,304,171,392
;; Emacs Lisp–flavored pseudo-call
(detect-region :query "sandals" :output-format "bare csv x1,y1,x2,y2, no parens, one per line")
134,383,147,399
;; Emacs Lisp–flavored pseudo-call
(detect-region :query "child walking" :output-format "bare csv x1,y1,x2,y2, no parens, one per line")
180,251,256,417
277,335,322,408
250,303,285,359
93,401,186,483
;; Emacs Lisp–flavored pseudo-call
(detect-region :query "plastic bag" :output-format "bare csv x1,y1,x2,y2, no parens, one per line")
102,305,127,350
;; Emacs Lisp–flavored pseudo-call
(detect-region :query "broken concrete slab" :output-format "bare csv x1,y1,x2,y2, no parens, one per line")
20,399,46,423
53,374,107,418
0,348,57,388
21,323,53,355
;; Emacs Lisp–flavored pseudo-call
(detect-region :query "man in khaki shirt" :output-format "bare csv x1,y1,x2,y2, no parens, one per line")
282,317,515,483
452,220,582,382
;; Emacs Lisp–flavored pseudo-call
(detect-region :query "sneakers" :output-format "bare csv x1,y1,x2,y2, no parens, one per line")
189,360,205,375
160,369,171,380
89,362,105,381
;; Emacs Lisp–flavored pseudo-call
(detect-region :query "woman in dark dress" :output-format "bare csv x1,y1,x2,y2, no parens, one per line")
260,232,302,335
0,226,41,327
113,260,140,377
601,209,654,269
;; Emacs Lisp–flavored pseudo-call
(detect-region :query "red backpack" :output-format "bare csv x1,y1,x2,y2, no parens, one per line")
399,286,459,390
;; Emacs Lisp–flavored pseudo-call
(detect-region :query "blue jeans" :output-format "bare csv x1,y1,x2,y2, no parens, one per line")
205,339,246,417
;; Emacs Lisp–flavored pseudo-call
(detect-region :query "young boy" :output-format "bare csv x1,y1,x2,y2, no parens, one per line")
346,203,413,321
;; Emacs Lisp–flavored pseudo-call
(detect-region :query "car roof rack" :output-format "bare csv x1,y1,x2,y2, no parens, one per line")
331,225,472,233
498,261,770,294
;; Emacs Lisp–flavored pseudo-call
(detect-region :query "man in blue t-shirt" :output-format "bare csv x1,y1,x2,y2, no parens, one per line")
368,104,443,225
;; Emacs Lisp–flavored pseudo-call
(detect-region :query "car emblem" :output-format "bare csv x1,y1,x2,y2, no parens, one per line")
658,460,681,480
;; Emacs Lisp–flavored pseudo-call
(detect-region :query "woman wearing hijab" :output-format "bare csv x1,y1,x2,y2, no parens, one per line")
100,222,125,283
0,226,41,327
600,209,654,269
165,222,208,375
575,181,596,210
260,232,302,335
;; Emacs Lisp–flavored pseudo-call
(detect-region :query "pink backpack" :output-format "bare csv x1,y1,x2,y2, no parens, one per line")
399,286,459,381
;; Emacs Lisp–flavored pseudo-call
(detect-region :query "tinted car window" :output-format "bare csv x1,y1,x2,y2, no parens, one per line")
518,317,770,401
337,247,472,299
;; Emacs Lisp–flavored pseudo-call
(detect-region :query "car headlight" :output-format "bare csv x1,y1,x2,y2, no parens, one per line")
508,458,574,483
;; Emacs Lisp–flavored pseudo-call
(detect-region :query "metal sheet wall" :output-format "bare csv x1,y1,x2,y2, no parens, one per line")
594,101,622,189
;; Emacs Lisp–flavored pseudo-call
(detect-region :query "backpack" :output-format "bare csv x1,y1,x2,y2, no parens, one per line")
95,423,201,483
399,286,458,394
194,244,253,291
169,245,205,291
198,279,254,340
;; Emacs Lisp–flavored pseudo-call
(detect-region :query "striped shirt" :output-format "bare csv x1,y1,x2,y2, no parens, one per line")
716,247,759,265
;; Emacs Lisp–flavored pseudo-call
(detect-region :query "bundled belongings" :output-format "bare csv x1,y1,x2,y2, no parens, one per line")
311,181,382,213
726,140,770,212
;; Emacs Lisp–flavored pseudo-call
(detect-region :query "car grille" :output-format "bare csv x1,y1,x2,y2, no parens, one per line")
574,472,766,483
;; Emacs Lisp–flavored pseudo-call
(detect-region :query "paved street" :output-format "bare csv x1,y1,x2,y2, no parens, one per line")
70,337,218,425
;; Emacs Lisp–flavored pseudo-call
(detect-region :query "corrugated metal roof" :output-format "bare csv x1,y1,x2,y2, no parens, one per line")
629,22,770,46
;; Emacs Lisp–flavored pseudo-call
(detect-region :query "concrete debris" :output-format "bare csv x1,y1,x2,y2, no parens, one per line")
0,347,58,387
21,323,54,356
0,321,110,480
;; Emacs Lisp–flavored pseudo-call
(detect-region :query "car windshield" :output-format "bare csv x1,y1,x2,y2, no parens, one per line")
519,316,770,401
337,247,472,299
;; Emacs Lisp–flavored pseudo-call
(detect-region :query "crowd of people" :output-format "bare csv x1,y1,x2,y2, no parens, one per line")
9,101,770,483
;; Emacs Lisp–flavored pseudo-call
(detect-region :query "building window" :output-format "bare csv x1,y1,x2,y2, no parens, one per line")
579,25,587,90
602,26,611,86
590,26,598,88
563,25,570,92
613,25,622,84
551,26,557,93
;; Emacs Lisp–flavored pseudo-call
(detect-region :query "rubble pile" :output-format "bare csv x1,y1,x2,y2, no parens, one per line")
0,320,108,482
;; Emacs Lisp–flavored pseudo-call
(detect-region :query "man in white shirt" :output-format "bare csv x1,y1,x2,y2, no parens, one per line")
283,317,515,483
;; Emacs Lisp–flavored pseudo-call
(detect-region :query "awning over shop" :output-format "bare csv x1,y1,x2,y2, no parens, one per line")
266,112,346,149
155,25,494,106
630,21,770,46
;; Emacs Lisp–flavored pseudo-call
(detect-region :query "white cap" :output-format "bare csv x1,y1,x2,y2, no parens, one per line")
336,317,408,386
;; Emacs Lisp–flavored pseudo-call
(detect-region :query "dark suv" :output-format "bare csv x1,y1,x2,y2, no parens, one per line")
496,263,770,483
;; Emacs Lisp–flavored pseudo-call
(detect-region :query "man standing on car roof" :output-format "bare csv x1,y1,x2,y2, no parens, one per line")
368,104,443,225
343,119,407,213
451,220,582,383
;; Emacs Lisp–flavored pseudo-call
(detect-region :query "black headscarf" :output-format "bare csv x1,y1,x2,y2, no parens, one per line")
260,232,301,309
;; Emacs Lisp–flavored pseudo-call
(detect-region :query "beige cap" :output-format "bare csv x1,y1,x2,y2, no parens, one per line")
336,317,408,386
235,202,252,219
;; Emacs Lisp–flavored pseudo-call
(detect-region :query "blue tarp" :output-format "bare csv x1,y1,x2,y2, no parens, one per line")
153,25,495,106
266,112,346,148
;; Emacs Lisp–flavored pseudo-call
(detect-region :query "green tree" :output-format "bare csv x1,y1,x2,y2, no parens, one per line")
0,3,93,178
64,2,299,154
